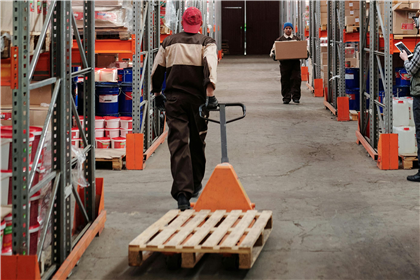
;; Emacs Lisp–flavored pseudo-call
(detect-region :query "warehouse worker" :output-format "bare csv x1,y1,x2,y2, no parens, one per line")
151,7,219,210
400,11,420,182
270,22,302,104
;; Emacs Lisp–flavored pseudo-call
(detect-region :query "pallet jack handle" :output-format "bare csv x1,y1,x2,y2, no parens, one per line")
199,103,246,164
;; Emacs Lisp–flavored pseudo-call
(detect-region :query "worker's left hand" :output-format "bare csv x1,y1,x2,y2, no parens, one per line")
155,93,166,110
400,50,409,61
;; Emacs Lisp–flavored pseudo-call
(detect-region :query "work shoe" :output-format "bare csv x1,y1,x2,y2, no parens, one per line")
192,183,203,198
177,193,191,211
407,171,420,182
293,99,300,104
283,100,290,104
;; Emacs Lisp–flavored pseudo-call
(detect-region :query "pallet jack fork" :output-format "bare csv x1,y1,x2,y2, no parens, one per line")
193,103,255,211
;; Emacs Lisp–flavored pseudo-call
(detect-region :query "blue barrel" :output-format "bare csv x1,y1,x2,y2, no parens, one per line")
394,85,410,97
395,67,411,87
123,67,133,83
345,68,360,89
346,88,360,111
96,82,119,117
117,69,124,83
378,91,385,113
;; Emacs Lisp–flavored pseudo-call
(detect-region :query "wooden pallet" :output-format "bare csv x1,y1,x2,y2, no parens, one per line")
349,110,358,121
129,209,273,269
95,149,126,170
399,153,418,169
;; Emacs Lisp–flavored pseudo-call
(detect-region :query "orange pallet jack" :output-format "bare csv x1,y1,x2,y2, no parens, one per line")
129,103,273,270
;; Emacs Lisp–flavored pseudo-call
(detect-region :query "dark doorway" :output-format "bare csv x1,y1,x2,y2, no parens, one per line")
222,1,245,55
246,1,280,55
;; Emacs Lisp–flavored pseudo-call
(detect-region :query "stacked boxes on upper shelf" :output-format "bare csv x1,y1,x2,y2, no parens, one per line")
377,1,420,35
345,43,359,68
345,1,360,33
320,1,328,31
320,45,329,88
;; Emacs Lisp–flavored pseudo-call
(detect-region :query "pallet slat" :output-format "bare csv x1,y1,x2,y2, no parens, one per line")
220,210,257,249
239,211,272,249
183,210,226,248
146,210,195,248
165,210,210,248
202,210,242,249
129,210,180,247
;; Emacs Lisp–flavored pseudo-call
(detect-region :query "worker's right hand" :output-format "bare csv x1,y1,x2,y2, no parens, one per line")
205,96,219,109
155,93,166,110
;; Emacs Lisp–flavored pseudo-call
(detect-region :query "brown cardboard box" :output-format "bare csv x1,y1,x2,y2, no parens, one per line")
345,1,360,10
1,85,51,106
321,46,328,53
320,5,328,13
393,10,418,35
345,16,356,26
96,54,116,68
346,9,360,17
345,58,359,68
275,41,307,60
321,52,328,66
411,2,420,9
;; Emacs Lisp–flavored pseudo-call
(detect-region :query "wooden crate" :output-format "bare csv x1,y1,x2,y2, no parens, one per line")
95,149,125,170
399,153,418,169
129,209,273,269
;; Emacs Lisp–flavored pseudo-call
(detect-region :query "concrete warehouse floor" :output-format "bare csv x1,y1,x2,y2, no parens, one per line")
71,56,419,280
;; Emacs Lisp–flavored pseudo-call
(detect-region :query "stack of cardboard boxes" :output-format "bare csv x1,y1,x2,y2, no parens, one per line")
320,1,328,31
345,1,360,33
375,1,420,35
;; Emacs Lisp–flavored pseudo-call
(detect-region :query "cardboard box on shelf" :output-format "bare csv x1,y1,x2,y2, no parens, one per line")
320,5,328,13
346,16,356,26
346,9,360,17
1,1,44,34
96,54,116,68
321,16,328,26
411,2,420,9
345,1,360,10
321,52,328,66
393,10,418,35
321,46,328,53
275,41,307,60
345,58,359,68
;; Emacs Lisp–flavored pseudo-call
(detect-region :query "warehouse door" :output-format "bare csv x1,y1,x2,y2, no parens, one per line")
222,1,245,55
246,1,280,55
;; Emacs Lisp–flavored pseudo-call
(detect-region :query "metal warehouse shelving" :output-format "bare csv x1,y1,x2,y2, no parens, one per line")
357,0,396,168
309,0,322,86
325,0,346,117
4,1,105,279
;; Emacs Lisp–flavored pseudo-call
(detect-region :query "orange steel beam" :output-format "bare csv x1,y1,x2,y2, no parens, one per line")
144,129,168,161
324,100,337,115
356,130,378,160
52,210,106,280
72,39,134,54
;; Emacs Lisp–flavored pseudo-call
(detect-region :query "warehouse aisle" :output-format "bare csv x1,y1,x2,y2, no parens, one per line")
71,56,419,279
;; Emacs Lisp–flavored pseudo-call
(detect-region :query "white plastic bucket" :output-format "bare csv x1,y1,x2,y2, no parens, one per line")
1,170,12,205
0,130,13,170
71,127,80,139
111,137,126,149
95,137,111,149
120,128,133,138
393,126,416,154
95,128,105,138
393,98,409,127
401,97,414,127
120,117,133,129
104,116,120,128
105,128,120,138
95,116,105,129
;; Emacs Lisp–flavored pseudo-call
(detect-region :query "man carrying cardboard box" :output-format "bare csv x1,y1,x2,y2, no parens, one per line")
270,22,305,104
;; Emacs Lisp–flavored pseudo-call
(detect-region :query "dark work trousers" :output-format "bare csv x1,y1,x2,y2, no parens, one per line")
280,60,302,102
413,96,420,161
164,91,208,200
